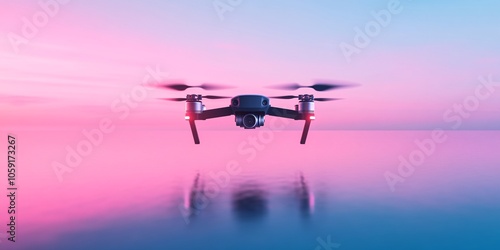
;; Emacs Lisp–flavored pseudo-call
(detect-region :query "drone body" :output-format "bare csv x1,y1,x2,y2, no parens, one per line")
184,94,316,144
157,81,357,145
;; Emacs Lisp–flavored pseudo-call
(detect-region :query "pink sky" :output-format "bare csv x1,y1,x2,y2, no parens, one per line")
1,1,499,130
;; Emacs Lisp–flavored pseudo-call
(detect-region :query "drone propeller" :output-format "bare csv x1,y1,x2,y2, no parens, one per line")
270,95,342,102
158,95,230,102
156,82,232,91
269,95,298,100
202,95,231,99
269,81,358,92
314,97,342,102
160,97,188,102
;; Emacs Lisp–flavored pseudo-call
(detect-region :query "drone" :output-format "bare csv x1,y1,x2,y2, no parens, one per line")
157,81,356,144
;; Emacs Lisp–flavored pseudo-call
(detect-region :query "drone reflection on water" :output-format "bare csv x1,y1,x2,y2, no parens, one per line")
232,181,269,221
180,171,315,224
178,173,206,223
296,172,315,217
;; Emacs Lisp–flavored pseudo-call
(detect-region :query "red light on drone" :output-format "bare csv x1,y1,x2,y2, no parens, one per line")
185,115,190,120
309,115,316,120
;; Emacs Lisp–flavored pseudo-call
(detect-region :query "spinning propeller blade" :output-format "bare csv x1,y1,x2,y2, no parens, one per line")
269,81,358,92
156,82,233,91
159,97,187,102
158,95,230,102
269,95,299,99
202,95,230,99
314,97,342,102
269,96,342,102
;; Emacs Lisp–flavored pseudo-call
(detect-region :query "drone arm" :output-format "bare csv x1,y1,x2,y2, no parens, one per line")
268,106,313,144
186,107,232,144
267,106,299,119
198,107,233,120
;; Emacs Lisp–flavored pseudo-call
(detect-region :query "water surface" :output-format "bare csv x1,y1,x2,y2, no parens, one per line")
5,130,500,249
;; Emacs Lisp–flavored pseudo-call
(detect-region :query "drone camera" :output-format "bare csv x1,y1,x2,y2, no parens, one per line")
235,113,265,129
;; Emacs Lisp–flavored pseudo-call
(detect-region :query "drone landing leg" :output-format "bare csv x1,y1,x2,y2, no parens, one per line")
300,119,311,144
189,120,200,144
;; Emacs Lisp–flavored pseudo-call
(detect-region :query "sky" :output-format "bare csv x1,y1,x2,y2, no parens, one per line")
1,0,500,130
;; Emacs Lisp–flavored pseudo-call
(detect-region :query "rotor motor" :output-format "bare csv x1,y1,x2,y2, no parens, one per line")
185,94,204,114
296,94,315,114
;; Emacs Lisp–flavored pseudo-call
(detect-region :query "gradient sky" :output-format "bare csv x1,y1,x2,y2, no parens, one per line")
1,3,500,248
1,0,499,130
